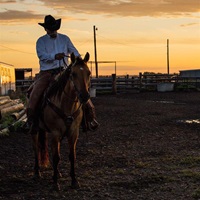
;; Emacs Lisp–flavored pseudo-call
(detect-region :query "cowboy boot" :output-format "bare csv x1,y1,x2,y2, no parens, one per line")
23,108,38,134
82,99,99,132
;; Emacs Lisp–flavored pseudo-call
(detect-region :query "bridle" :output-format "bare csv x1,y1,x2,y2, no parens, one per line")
66,58,90,104
45,57,90,133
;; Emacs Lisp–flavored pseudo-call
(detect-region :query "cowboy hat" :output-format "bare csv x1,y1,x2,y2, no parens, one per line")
38,15,61,31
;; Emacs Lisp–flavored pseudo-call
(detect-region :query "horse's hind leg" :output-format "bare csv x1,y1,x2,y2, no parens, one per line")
68,135,80,189
31,133,41,178
51,137,61,191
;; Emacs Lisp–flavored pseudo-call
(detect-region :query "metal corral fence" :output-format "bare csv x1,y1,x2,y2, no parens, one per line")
14,73,200,95
91,73,200,94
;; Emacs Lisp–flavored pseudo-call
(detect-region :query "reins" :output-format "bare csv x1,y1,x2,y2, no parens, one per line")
57,55,69,75
43,58,84,133
63,55,69,67
62,58,82,101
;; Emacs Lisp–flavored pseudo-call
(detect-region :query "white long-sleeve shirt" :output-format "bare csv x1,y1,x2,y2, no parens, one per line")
36,33,80,71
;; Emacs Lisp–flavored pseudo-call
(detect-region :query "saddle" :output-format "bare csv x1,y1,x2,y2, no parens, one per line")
26,69,89,133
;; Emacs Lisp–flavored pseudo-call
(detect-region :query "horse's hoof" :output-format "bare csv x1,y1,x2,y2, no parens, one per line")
71,180,80,189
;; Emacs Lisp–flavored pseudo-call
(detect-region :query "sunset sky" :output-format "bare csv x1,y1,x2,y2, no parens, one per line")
0,0,199,76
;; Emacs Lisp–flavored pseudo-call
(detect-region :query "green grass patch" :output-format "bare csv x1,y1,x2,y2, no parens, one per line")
135,161,150,169
9,121,24,132
114,168,126,175
192,188,200,199
0,115,24,132
180,169,200,181
0,115,15,129
179,156,200,166
109,173,171,190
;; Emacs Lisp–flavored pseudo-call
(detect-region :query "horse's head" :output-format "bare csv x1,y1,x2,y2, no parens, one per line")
70,52,91,103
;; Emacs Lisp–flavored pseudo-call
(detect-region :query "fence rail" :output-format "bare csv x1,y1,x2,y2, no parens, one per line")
14,73,200,95
91,73,200,94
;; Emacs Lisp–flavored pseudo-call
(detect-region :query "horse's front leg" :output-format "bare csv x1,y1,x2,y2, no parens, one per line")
31,133,41,178
68,134,80,189
51,138,61,191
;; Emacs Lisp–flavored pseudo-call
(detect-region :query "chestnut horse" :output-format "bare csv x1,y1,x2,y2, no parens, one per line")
31,52,91,190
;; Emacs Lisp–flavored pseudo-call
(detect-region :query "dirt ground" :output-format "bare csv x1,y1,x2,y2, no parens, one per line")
1,91,200,200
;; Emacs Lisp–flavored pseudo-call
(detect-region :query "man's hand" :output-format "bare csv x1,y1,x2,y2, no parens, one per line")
55,53,65,60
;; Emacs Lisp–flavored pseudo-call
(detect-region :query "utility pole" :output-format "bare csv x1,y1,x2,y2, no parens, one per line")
93,25,98,78
167,39,170,74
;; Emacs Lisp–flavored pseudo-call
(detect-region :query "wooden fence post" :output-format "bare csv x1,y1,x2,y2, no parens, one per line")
112,74,117,94
139,72,142,91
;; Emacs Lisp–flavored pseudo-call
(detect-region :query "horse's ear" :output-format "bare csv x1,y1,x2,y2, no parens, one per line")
71,52,76,63
84,52,90,63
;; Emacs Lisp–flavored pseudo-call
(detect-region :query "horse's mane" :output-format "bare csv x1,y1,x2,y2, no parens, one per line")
46,58,85,99
46,65,72,99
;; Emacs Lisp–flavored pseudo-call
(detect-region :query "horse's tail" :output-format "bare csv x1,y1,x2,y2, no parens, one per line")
38,130,49,167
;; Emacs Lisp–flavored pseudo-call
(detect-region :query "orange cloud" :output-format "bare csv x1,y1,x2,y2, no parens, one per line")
180,22,199,27
0,0,199,23
41,0,199,17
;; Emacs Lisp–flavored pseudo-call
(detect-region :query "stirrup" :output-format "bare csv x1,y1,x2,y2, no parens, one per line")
22,121,38,135
22,121,32,134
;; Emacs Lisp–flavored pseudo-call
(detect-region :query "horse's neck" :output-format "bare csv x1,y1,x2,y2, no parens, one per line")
59,83,79,113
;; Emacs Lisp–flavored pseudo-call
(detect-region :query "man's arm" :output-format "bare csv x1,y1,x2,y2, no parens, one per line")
36,39,55,62
67,37,80,57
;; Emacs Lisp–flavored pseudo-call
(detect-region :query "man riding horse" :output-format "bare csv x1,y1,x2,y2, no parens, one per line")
24,15,99,134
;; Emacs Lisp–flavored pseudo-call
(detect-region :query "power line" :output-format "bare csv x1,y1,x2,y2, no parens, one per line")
77,38,93,46
97,34,131,46
0,44,35,55
96,34,166,49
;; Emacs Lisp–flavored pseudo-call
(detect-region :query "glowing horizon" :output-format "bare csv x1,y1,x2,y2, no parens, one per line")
0,0,199,76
